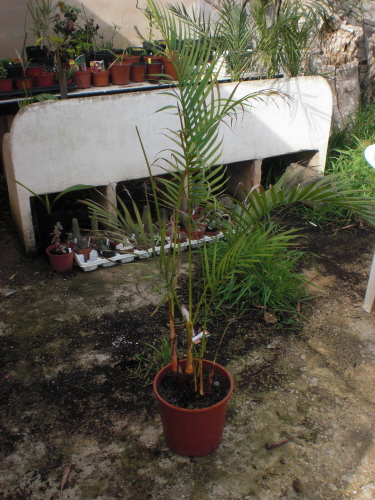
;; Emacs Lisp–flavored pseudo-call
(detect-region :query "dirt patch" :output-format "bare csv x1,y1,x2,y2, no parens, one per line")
1,201,375,499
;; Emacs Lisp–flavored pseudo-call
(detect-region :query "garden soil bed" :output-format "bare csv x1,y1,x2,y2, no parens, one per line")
0,196,375,499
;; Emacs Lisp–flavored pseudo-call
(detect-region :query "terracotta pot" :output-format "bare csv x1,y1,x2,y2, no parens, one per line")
75,247,91,262
117,55,140,64
130,63,146,82
92,69,110,87
26,63,45,86
110,63,131,85
34,73,55,87
46,244,74,272
15,77,33,91
146,61,163,80
153,359,234,456
143,55,162,63
162,57,178,80
0,79,13,92
189,223,206,240
73,69,92,89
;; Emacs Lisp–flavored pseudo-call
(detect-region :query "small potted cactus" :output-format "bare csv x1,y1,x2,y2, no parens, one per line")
71,218,92,261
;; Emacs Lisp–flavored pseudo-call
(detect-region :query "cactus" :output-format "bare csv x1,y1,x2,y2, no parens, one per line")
141,205,151,230
71,218,81,242
91,215,98,232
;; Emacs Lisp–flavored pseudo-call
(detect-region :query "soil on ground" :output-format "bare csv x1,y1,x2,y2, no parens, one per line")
0,177,375,500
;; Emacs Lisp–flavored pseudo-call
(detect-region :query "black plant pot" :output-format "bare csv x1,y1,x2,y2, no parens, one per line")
99,249,116,258
3,63,22,79
93,51,115,69
128,47,145,56
26,45,52,62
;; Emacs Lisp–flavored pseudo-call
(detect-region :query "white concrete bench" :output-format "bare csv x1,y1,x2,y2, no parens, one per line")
2,76,332,254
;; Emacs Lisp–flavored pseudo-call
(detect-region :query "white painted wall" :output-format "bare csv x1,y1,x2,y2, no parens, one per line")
0,0,197,60
3,76,332,253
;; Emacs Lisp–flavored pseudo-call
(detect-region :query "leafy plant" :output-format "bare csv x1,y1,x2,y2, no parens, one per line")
26,0,56,47
13,182,93,214
50,222,70,254
126,336,171,386
167,0,368,80
0,65,8,79
83,0,375,403
205,222,308,314
17,92,59,110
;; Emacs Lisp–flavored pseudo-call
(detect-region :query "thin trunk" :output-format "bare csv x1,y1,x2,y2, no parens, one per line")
169,300,178,374
56,48,67,100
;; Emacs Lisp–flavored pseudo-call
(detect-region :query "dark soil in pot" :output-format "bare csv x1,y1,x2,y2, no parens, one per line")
157,369,230,409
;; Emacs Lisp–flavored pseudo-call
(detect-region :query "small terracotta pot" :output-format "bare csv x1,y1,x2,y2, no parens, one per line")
15,77,33,91
26,64,45,86
162,57,178,80
189,223,206,240
73,69,92,89
91,69,110,87
34,73,55,87
130,63,146,82
110,63,131,85
117,55,140,65
46,244,74,273
75,248,91,262
0,79,13,92
143,55,162,63
153,359,234,456
146,61,163,80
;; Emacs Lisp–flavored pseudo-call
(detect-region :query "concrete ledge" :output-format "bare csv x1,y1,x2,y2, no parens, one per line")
3,76,332,254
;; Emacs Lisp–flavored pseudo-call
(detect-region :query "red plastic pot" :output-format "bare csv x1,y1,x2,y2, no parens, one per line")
143,55,162,63
46,244,74,272
0,79,13,91
25,64,45,86
130,63,146,82
162,57,178,80
146,61,163,80
73,69,91,89
124,55,141,64
110,63,131,85
15,77,33,91
34,73,55,87
75,248,91,262
153,359,234,456
189,223,206,240
92,69,110,87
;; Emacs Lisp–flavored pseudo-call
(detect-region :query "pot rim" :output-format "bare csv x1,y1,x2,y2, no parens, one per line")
153,359,234,414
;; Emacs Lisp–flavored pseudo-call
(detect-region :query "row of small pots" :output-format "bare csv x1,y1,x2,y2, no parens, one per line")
74,57,176,89
0,56,179,93
0,63,56,92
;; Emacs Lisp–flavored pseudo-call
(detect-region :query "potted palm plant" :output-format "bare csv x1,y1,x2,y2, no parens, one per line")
82,0,278,457
82,0,375,457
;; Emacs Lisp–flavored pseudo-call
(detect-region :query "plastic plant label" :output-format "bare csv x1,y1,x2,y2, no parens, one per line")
192,331,211,344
